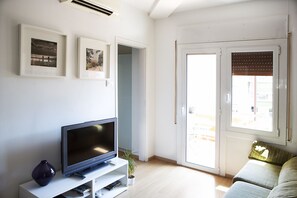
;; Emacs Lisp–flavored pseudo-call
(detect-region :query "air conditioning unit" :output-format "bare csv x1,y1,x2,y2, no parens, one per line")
60,0,118,16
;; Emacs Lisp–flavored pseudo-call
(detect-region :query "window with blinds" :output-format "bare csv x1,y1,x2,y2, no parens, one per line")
231,51,274,132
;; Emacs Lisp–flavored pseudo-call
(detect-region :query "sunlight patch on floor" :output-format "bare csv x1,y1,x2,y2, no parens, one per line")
216,185,230,192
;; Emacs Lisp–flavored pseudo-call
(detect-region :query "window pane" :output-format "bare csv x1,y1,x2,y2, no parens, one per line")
231,51,273,132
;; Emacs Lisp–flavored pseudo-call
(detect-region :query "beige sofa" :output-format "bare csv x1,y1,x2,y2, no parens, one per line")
224,141,297,198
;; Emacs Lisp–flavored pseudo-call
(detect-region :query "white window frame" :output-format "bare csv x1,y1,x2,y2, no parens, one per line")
224,39,288,145
176,39,288,178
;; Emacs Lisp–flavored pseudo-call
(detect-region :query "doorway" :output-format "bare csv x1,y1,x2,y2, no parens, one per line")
116,39,147,161
178,47,221,174
117,45,134,153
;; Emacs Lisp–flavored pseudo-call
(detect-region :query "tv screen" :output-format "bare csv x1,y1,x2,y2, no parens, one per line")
61,118,117,177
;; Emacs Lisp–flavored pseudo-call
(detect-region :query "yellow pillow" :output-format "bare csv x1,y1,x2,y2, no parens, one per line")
248,140,294,166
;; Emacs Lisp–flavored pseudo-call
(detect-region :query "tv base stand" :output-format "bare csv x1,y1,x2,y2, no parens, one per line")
71,172,86,179
19,158,128,198
70,161,109,180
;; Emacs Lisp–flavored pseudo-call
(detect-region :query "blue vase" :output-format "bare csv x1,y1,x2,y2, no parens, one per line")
32,160,56,186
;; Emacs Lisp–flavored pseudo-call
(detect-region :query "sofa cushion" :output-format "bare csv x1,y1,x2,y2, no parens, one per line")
267,181,297,198
248,140,294,166
233,159,281,189
278,157,297,184
224,181,271,198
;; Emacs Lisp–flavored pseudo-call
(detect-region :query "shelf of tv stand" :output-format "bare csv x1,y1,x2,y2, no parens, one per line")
94,172,126,191
19,158,128,198
100,185,127,198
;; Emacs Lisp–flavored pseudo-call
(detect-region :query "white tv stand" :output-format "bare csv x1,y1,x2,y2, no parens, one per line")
19,158,128,198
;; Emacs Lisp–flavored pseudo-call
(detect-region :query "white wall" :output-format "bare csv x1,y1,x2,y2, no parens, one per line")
0,0,155,197
154,0,297,175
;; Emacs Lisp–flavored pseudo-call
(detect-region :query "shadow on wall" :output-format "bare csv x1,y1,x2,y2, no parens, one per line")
0,131,60,197
1,18,20,77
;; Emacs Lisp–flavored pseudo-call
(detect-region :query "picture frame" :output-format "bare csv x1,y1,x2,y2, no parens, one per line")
19,24,67,77
78,37,110,79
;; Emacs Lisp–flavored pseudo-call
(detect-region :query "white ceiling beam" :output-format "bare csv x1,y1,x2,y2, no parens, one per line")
149,0,183,19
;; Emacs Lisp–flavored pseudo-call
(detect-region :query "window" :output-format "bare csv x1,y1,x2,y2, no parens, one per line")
231,51,273,132
226,41,287,141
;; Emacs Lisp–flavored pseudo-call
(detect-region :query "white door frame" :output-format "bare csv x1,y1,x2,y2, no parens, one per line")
115,37,148,161
177,43,221,174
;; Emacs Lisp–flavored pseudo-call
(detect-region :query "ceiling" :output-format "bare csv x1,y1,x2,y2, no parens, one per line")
122,0,256,19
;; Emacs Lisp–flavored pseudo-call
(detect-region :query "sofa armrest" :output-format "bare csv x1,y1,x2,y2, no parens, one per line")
268,181,297,198
278,157,297,184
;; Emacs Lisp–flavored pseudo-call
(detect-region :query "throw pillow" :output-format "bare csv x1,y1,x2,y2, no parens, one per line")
248,140,294,166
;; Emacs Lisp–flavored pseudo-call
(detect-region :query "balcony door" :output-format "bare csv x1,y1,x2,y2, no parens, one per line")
178,47,221,174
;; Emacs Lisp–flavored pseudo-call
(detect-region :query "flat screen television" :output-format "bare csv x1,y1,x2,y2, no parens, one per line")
61,118,117,177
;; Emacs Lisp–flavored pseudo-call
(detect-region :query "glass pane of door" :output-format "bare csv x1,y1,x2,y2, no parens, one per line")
186,54,217,168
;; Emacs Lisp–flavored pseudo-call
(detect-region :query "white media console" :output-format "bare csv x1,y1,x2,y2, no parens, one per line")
19,158,128,198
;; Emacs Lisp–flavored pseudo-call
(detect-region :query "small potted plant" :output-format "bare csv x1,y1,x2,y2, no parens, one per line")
123,150,136,185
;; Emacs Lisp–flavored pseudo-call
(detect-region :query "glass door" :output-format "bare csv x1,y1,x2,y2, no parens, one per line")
181,50,220,174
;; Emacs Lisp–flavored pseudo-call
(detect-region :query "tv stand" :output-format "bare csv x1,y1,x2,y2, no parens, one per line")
19,158,128,198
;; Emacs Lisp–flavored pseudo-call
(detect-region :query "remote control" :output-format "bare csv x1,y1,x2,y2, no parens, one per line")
104,180,121,191
74,184,90,194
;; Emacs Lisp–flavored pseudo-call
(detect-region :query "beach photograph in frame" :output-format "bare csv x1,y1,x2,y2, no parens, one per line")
19,24,67,77
31,38,57,68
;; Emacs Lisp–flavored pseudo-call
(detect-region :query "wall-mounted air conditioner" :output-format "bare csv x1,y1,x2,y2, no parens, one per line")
60,0,118,16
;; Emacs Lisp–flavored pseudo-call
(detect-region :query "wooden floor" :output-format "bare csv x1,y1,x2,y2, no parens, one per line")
117,158,232,198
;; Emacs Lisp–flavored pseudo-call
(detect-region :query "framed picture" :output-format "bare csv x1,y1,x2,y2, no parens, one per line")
78,37,110,79
19,24,67,77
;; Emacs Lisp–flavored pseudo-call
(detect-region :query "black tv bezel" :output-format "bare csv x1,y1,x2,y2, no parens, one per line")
61,117,117,177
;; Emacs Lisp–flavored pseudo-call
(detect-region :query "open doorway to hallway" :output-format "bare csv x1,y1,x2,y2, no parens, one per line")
117,44,144,160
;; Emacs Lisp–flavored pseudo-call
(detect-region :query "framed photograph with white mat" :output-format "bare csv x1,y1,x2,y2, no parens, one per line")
78,37,110,79
19,24,67,77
